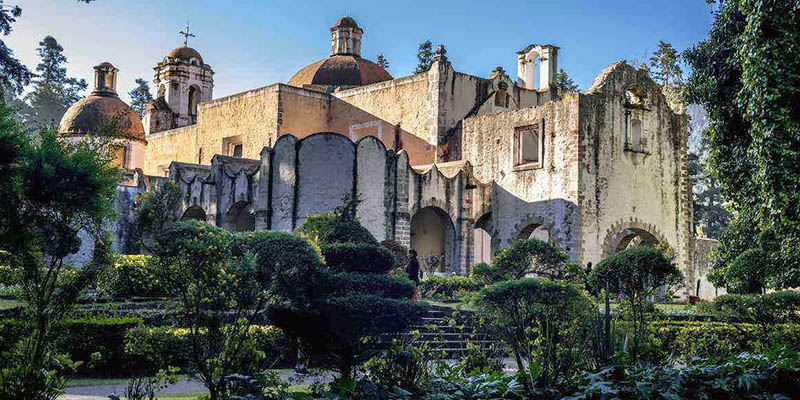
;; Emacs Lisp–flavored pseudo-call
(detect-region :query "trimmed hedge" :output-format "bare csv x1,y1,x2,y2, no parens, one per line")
296,214,378,245
322,272,415,300
654,320,800,360
0,315,143,376
97,254,166,299
321,242,396,274
419,275,480,300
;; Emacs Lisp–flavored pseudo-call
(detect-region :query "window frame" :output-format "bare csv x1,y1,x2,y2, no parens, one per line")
512,122,545,171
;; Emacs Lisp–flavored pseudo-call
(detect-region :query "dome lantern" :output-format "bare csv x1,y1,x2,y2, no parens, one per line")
330,16,363,57
92,62,119,97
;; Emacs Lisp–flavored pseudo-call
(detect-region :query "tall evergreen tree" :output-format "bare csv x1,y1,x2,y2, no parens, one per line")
649,41,683,87
376,53,389,69
414,40,433,74
0,1,31,97
22,35,87,130
554,69,579,96
128,78,152,118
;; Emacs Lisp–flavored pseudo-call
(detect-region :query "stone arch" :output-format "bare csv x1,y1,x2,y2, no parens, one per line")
410,206,457,273
181,205,206,221
474,212,498,264
512,215,559,248
225,201,255,232
601,219,667,258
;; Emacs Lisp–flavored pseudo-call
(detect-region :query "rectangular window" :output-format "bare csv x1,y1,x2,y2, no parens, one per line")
222,135,244,158
233,143,243,158
513,123,544,170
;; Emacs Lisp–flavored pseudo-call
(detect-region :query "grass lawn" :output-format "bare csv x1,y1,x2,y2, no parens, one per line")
0,298,22,310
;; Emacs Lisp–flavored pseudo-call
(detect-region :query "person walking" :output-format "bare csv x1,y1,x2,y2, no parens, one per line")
407,249,421,301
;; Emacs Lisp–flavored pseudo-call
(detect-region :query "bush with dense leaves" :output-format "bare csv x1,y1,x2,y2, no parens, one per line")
590,247,683,362
97,255,166,299
381,239,409,268
492,238,568,280
322,272,415,299
711,290,800,325
564,347,800,400
296,214,378,245
470,262,505,285
475,278,595,395
0,315,143,376
419,275,480,300
320,242,396,274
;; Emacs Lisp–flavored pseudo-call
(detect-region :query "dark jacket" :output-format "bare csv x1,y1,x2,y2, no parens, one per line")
406,256,421,284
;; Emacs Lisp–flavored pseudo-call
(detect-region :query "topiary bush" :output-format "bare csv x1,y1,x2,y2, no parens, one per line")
470,262,505,285
320,242,396,274
296,214,378,245
381,239,409,269
419,275,480,300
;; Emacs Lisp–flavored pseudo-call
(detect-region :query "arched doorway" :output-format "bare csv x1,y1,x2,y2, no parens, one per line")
181,205,206,222
226,202,255,232
410,206,456,273
606,228,660,255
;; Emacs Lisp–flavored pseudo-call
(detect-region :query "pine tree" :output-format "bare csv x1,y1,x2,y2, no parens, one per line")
376,53,389,69
0,1,31,96
129,78,153,118
649,41,683,87
22,35,87,130
554,69,579,96
414,40,433,74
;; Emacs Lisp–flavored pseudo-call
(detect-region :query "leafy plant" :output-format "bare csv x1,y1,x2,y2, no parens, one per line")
492,239,568,280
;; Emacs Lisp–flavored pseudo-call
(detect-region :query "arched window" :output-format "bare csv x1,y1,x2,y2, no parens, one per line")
188,86,200,117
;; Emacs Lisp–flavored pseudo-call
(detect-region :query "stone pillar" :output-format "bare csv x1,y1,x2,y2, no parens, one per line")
539,46,558,91
394,152,411,247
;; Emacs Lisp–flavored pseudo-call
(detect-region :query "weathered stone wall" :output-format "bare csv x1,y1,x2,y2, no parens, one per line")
166,132,475,271
144,125,198,176
577,62,692,295
461,97,582,262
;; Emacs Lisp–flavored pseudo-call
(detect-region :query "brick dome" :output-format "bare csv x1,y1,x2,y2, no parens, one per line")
59,94,146,142
167,46,204,65
288,55,392,91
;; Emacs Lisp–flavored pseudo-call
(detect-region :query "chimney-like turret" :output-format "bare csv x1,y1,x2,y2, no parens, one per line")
330,17,363,57
516,44,559,91
92,62,119,97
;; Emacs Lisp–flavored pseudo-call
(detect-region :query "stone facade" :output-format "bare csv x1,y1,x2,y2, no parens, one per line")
68,17,703,298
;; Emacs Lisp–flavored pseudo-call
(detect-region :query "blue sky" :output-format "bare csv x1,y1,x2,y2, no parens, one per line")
6,0,715,103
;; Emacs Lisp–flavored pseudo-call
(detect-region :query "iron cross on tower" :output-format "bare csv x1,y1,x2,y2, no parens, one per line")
179,22,195,46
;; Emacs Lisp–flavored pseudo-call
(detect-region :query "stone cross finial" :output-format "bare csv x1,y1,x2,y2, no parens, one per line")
433,45,447,62
179,21,195,46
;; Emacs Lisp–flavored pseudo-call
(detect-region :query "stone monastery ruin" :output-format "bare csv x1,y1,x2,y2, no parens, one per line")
59,17,704,298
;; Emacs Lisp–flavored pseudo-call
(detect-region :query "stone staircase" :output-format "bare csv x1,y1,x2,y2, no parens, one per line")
409,305,502,359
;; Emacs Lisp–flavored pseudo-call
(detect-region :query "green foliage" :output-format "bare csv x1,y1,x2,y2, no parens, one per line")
590,247,683,362
0,264,20,287
322,272,414,300
418,275,480,300
0,98,119,398
554,69,579,96
711,291,800,326
124,367,180,400
492,238,568,280
320,242,395,274
129,180,183,253
427,365,524,400
364,332,430,392
475,278,595,394
283,200,426,383
470,262,505,285
710,248,776,294
97,254,166,299
128,78,153,118
685,0,800,289
381,239,408,268
563,348,800,400
154,220,285,400
21,35,87,130
415,40,433,74
296,214,378,245
0,0,32,96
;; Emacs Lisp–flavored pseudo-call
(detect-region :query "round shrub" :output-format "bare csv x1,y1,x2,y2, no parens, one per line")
711,290,800,325
97,254,166,299
470,262,505,285
419,275,480,300
320,242,396,274
722,248,776,294
493,238,568,280
296,214,377,245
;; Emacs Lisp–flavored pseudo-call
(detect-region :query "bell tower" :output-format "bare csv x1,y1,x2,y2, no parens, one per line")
145,23,214,135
